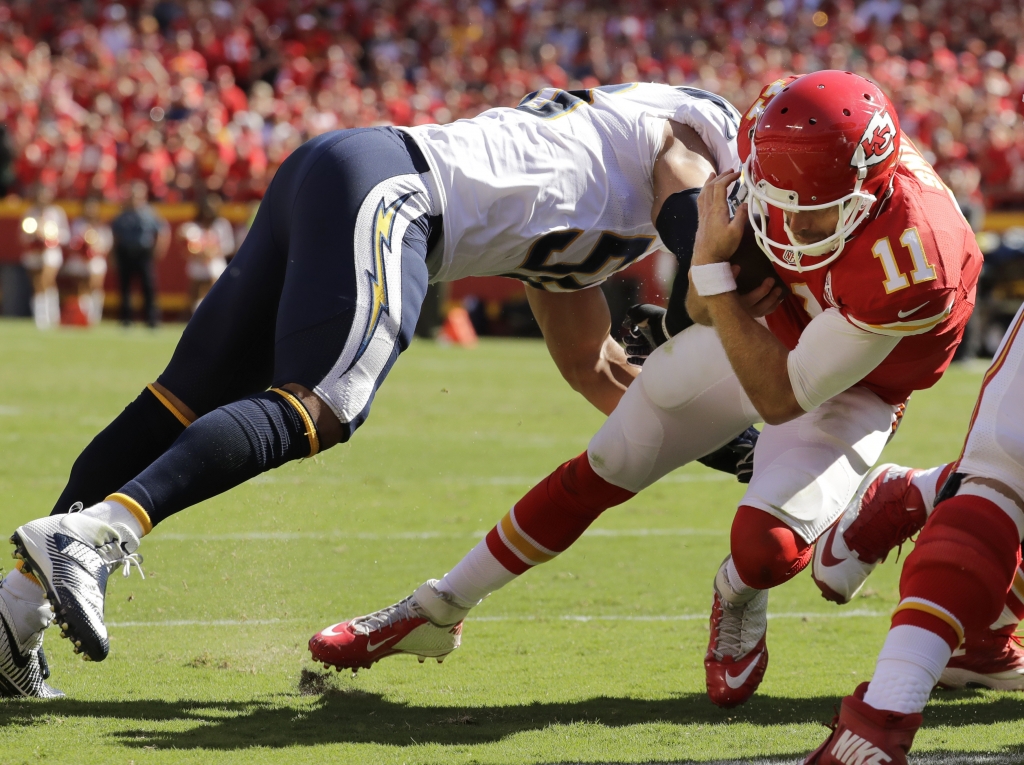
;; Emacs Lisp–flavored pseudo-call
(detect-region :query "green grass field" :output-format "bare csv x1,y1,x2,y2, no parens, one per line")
0,320,1020,764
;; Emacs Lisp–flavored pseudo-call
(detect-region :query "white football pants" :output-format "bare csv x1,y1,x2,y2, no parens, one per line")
587,324,902,543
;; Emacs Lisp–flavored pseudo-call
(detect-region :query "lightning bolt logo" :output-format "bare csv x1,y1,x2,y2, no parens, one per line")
355,192,416,362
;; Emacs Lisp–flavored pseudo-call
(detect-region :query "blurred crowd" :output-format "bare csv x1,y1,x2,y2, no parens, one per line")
1,0,1024,213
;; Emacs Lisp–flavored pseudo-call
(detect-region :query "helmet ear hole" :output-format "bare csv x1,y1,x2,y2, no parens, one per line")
843,108,851,116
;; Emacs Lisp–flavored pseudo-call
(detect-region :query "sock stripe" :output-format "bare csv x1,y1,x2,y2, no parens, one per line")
498,511,555,566
271,388,320,457
508,507,558,558
106,492,154,535
146,384,194,427
893,597,964,647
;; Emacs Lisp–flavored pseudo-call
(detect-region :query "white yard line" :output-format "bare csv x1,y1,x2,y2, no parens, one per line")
151,527,726,542
108,609,885,628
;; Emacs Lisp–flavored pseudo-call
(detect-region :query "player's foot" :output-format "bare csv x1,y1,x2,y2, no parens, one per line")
0,575,63,698
310,580,468,671
805,682,921,764
812,464,926,604
704,570,769,708
939,626,1024,690
11,511,144,662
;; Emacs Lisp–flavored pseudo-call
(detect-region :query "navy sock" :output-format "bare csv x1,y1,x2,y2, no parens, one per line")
51,387,188,515
117,391,315,526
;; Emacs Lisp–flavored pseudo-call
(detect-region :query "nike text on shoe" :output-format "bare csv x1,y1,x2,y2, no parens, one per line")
939,626,1024,691
0,578,63,698
805,682,920,764
812,464,926,604
705,583,769,708
12,512,144,662
309,580,468,671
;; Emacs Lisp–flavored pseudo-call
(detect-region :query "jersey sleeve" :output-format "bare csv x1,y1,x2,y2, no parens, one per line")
787,308,900,412
841,283,957,337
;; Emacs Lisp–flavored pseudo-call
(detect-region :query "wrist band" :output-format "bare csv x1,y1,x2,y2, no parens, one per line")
690,262,737,296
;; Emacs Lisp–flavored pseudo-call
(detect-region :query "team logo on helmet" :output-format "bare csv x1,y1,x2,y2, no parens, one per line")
852,110,897,169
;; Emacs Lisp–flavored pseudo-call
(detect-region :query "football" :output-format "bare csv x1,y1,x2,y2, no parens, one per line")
731,222,789,297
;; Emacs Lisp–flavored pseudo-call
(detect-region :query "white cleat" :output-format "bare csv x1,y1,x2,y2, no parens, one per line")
12,510,143,663
0,575,63,698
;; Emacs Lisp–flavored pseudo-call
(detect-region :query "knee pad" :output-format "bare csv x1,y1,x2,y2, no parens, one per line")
730,505,813,589
900,495,1022,635
587,386,664,493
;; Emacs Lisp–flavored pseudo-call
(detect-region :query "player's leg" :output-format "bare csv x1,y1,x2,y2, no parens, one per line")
805,486,1022,765
309,323,762,669
49,179,287,517
706,385,900,708
12,128,440,666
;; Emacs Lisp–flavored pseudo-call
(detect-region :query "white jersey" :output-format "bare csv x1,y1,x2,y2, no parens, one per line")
403,82,741,291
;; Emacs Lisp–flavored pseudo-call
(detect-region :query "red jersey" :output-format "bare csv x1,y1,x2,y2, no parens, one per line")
764,141,983,406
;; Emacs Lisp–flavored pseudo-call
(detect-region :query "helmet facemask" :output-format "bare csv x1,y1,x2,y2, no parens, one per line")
743,155,876,273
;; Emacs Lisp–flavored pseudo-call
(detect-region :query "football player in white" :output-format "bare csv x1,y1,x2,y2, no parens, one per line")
1,83,772,698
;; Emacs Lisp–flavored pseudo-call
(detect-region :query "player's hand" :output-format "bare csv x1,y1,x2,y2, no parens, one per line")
739,271,785,318
622,304,670,366
693,170,747,266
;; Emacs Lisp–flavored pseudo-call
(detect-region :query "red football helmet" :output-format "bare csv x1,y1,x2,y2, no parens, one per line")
742,71,901,272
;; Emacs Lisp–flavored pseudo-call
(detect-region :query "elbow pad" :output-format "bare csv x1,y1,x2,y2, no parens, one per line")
655,188,701,336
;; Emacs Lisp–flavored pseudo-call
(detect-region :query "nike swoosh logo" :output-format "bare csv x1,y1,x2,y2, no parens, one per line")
897,302,929,319
319,623,349,638
725,649,764,689
0,615,30,670
366,635,398,652
817,522,846,569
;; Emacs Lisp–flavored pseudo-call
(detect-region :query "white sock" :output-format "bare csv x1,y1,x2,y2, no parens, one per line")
436,537,517,608
717,556,761,606
911,465,947,517
863,624,951,714
32,293,48,329
1,569,51,637
83,499,146,542
46,287,60,328
90,289,105,324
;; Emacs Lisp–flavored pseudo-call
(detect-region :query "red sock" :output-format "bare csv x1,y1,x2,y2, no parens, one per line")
893,494,1022,650
730,505,812,589
485,452,635,574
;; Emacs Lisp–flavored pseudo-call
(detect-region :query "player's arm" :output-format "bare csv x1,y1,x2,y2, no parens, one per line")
526,285,637,416
648,119,718,337
690,171,898,425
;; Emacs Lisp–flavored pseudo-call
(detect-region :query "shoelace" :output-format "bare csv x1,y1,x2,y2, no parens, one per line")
97,541,145,579
354,596,419,635
713,592,767,660
68,502,146,579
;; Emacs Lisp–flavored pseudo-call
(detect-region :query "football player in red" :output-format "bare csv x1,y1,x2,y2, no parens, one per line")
805,304,1024,765
309,71,984,712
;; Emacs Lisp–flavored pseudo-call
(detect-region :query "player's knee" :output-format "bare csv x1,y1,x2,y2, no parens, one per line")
586,405,662,494
279,384,344,450
901,495,1021,629
730,505,812,589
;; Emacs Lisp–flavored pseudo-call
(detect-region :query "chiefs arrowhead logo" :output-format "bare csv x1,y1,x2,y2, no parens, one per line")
852,110,897,169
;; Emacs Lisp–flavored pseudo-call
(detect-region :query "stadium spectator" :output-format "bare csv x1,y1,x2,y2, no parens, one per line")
1,0,1023,216
19,184,69,330
110,181,169,327
181,191,234,315
64,194,113,325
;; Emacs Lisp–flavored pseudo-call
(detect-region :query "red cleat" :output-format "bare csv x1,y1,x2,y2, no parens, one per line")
704,578,769,708
309,580,466,671
940,625,1024,690
805,683,921,764
812,464,927,604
